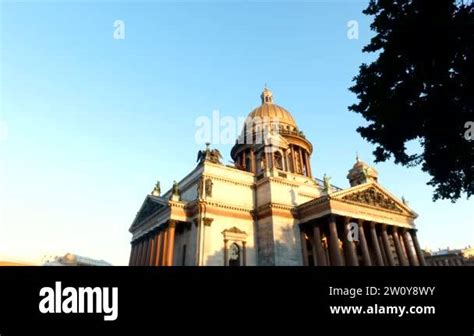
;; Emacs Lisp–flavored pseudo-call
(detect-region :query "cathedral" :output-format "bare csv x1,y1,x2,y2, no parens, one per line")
128,87,426,266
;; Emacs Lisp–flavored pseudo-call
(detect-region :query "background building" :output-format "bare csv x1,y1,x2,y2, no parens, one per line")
424,246,474,266
42,253,112,266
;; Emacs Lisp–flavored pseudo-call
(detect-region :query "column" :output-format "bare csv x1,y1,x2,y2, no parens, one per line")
270,150,275,171
128,244,133,266
310,238,317,266
242,241,247,266
144,235,151,266
242,150,246,170
300,227,309,266
298,148,304,175
324,237,330,265
411,230,426,266
129,241,137,266
148,235,155,266
286,150,292,173
166,220,177,266
148,233,157,266
224,239,228,266
134,242,140,266
154,231,162,266
398,231,409,264
305,151,312,177
369,222,384,266
301,149,307,176
392,227,409,266
138,237,147,266
138,238,146,266
378,234,388,265
135,240,143,266
343,217,359,266
128,243,136,266
313,224,327,266
327,216,343,266
160,228,169,266
381,225,395,266
292,146,297,174
139,237,149,266
402,229,419,266
357,219,372,266
358,220,372,266
251,149,256,173
134,243,141,266
143,235,152,266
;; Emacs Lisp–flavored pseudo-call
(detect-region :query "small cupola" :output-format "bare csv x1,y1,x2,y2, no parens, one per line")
260,85,273,104
347,154,379,186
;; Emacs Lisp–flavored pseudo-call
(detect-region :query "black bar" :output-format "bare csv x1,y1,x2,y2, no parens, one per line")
0,267,472,335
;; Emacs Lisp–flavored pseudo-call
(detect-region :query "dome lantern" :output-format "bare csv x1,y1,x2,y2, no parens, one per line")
260,85,274,104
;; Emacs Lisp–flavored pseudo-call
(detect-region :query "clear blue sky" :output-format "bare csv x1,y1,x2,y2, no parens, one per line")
1,1,472,265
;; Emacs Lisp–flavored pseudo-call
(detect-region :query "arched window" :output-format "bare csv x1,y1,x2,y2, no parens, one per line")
229,243,241,266
222,228,247,266
274,151,283,170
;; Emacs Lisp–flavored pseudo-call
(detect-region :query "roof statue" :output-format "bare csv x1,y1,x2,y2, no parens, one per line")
151,181,161,196
362,167,369,181
402,196,408,205
323,173,333,193
197,142,223,164
171,180,180,196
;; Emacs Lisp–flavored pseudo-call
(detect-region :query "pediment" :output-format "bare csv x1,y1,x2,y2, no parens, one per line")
330,183,417,217
222,226,248,240
130,195,168,230
222,226,246,235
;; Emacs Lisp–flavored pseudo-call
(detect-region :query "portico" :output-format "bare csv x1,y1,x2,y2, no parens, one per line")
297,183,425,266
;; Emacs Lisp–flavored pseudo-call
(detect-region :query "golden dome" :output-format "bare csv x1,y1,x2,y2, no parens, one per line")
230,86,313,162
247,87,298,129
248,104,298,129
63,253,77,263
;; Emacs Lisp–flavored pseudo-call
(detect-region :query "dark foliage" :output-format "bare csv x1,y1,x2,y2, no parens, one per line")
349,0,474,201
